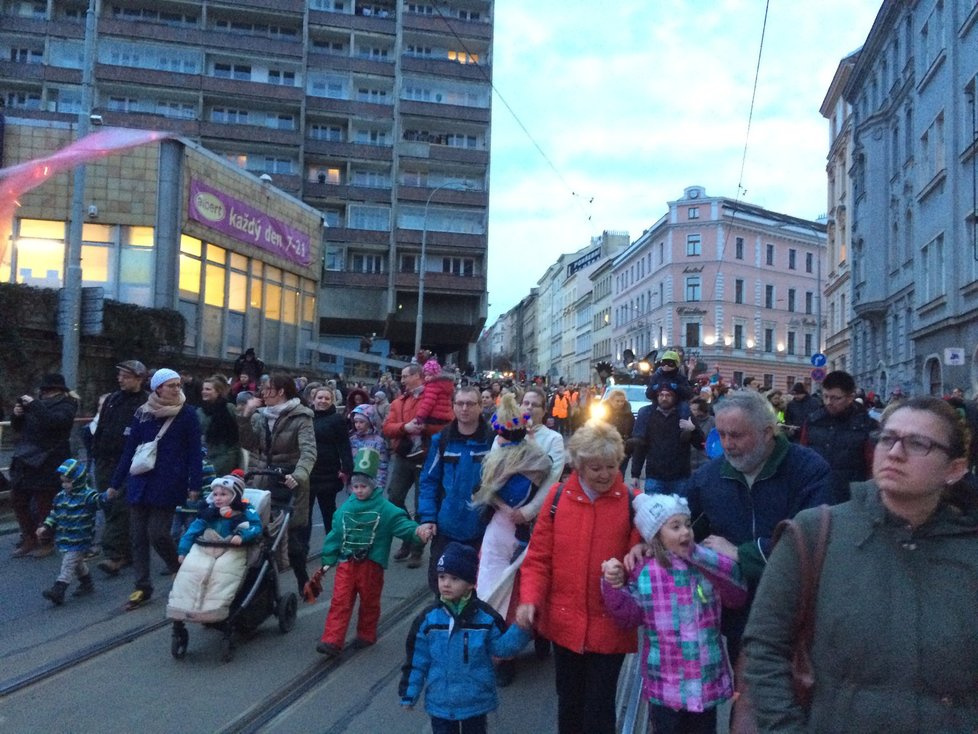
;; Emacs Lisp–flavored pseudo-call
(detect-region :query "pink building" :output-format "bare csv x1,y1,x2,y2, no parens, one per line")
612,186,826,392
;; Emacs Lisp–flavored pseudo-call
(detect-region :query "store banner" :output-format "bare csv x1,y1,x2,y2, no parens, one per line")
188,178,311,266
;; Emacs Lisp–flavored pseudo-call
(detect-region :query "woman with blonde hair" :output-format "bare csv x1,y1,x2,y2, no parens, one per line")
517,420,639,734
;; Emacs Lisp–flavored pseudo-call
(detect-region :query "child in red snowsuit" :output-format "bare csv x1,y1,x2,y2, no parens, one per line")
403,359,454,459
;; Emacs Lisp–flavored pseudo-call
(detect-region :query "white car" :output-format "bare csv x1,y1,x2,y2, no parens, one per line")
590,383,652,420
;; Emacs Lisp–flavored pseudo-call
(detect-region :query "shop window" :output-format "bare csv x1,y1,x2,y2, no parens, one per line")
204,263,225,307
179,253,201,297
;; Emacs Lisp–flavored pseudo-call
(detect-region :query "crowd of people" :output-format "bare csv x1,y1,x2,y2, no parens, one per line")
5,349,978,733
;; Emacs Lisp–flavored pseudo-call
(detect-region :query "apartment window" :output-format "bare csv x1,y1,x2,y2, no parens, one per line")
399,255,417,273
788,289,796,312
406,45,433,57
787,331,796,355
686,234,701,257
263,157,294,174
734,323,744,350
351,169,390,188
685,276,701,302
211,107,249,124
735,237,744,260
10,48,43,63
356,45,390,60
688,206,699,220
763,374,774,390
322,208,342,227
918,111,946,189
805,291,814,315
310,124,344,141
764,328,774,353
804,333,814,356
788,249,797,270
108,96,143,112
766,243,774,265
735,279,744,304
349,205,390,231
443,257,474,276
921,234,945,302
309,166,341,184
312,39,347,54
685,322,701,348
351,253,383,274
765,284,774,309
267,113,295,130
5,91,42,109
447,50,479,64
658,242,664,265
406,3,435,14
355,128,389,146
213,63,251,80
806,252,813,273
445,133,478,149
268,69,296,86
357,87,389,103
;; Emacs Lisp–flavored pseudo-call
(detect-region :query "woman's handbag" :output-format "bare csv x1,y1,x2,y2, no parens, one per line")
129,416,176,475
730,504,832,734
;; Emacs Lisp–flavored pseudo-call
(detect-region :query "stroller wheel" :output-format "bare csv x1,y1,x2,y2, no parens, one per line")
171,624,189,660
220,636,235,663
278,592,298,634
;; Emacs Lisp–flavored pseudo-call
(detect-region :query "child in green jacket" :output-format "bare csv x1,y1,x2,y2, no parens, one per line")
315,447,429,656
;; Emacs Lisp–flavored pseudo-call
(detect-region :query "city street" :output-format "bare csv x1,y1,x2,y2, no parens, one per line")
0,517,560,734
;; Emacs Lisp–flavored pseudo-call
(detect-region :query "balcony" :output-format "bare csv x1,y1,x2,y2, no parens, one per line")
201,76,304,103
98,18,203,45
96,64,197,91
211,0,305,13
395,228,486,251
395,272,486,294
2,16,83,39
400,55,488,81
321,271,388,289
399,99,490,124
398,186,486,207
0,60,44,82
305,96,392,118
323,228,389,246
303,181,392,203
198,121,302,146
402,12,492,40
305,53,394,76
304,139,393,162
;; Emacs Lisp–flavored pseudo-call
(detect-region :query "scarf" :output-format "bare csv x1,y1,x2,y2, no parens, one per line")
137,389,185,421
200,398,238,446
263,397,300,433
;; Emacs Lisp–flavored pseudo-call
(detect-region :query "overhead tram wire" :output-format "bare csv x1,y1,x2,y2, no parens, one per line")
429,2,596,220
713,0,771,300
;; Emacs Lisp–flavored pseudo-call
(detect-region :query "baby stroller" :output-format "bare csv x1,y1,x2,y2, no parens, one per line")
168,469,299,662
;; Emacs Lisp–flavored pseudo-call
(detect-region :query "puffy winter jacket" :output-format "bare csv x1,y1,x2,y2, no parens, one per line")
399,595,530,719
519,473,640,655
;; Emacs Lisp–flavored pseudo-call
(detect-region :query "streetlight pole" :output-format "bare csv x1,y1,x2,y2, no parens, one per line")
413,181,471,357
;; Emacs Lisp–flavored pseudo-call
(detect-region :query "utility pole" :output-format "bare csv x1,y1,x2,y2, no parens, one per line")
61,0,99,386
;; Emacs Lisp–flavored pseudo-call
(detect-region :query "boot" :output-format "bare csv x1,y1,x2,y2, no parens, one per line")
73,575,95,597
42,581,68,606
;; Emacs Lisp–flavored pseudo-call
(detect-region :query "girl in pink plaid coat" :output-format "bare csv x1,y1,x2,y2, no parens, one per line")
601,494,747,734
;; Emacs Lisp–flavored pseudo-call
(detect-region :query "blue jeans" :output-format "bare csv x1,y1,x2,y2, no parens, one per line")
643,477,688,495
430,714,487,734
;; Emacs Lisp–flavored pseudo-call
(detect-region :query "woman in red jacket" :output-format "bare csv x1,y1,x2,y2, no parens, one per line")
516,421,639,734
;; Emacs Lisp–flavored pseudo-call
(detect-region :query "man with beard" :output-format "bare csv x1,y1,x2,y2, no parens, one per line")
684,390,830,661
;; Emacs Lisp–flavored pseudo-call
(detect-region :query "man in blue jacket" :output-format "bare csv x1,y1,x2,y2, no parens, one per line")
686,390,831,660
417,385,494,593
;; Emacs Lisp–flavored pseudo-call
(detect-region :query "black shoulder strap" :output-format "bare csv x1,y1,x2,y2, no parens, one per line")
549,481,567,518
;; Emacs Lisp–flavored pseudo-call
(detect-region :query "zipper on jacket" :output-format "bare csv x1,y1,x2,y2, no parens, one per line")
463,631,469,664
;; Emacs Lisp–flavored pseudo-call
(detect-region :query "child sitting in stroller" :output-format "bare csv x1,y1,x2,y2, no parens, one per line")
167,474,262,623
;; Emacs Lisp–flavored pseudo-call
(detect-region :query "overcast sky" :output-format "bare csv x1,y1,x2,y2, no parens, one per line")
485,1,883,324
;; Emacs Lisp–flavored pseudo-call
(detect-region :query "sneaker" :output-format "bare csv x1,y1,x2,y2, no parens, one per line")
406,552,423,569
84,546,101,560
316,641,341,657
29,544,55,559
124,589,152,611
12,539,37,558
352,638,374,650
97,558,129,577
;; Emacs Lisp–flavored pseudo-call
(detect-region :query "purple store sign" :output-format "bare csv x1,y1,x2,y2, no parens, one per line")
188,179,312,266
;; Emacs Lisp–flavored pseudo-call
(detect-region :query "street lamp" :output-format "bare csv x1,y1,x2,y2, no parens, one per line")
414,181,473,356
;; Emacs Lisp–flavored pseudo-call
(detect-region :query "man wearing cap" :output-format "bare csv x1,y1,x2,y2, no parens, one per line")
91,360,148,574
630,381,704,495
10,374,78,557
783,381,820,441
800,370,877,504
645,351,693,404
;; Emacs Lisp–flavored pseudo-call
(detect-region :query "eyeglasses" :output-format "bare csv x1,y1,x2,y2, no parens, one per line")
454,400,478,408
872,430,951,457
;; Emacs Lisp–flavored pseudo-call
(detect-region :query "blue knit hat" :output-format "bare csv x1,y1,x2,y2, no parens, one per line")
57,458,88,489
436,542,478,585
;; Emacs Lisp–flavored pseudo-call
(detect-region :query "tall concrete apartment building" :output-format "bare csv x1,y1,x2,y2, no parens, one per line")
843,0,978,397
0,0,492,364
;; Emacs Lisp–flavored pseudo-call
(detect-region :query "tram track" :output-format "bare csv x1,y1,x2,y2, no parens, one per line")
215,583,432,734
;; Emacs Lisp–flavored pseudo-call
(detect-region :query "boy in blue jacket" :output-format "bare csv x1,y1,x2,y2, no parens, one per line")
399,542,530,733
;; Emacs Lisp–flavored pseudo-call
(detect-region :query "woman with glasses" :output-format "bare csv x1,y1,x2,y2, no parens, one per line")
743,395,978,733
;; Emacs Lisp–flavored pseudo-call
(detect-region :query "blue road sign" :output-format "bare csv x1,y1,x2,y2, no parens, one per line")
810,353,827,367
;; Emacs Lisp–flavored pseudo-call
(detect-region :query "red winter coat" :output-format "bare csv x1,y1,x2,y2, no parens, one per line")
519,472,639,655
414,373,455,424
382,389,441,455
